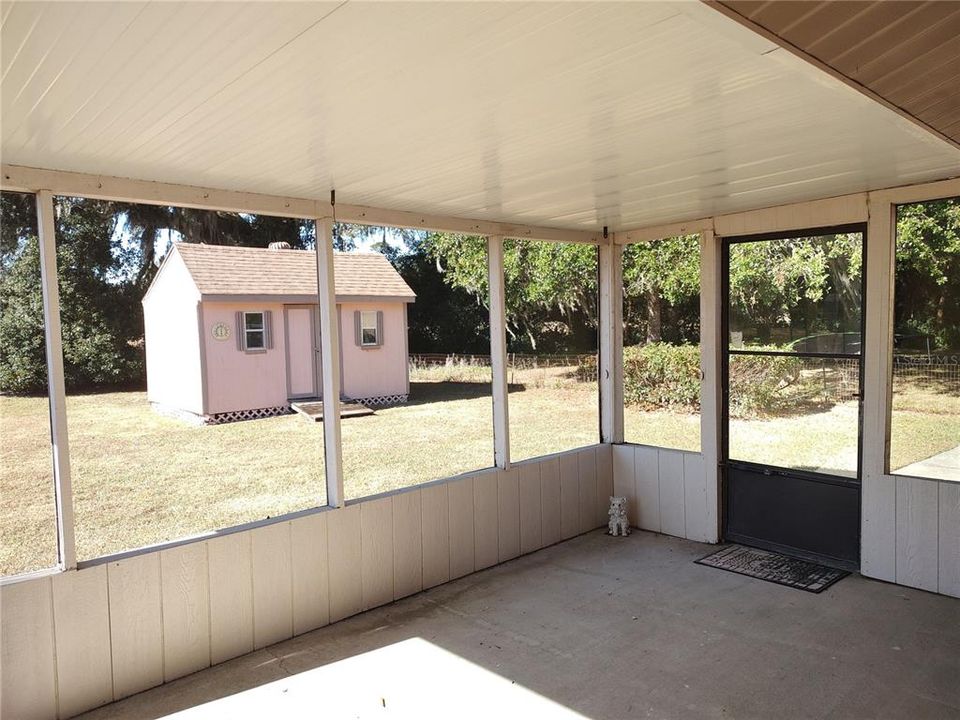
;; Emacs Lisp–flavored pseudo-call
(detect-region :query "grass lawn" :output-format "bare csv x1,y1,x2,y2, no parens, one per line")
2,365,957,576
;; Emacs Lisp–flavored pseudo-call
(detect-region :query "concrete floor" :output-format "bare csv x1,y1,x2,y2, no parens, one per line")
78,531,960,720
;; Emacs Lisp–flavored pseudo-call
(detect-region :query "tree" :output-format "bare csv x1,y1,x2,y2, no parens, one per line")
894,198,960,351
622,235,700,343
425,234,599,352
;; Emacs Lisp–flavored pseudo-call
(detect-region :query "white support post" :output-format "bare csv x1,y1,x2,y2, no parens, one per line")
599,240,623,444
488,235,510,469
314,216,345,507
861,197,897,581
699,228,722,543
36,190,77,569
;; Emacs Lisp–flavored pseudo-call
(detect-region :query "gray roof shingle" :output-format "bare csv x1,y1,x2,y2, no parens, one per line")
173,243,415,301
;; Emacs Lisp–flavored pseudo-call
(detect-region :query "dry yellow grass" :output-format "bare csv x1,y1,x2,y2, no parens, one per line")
2,365,956,576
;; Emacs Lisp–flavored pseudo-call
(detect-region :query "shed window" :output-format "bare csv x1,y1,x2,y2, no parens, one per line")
245,312,265,349
360,311,380,347
236,310,272,352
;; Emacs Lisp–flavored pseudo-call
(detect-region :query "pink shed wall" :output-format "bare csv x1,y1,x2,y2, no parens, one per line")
142,252,203,414
339,302,409,400
202,301,290,415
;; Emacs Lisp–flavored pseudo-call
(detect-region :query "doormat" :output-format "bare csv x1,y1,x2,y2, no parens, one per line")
695,544,848,593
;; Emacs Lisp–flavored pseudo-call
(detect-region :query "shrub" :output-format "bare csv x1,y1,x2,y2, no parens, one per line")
617,343,801,417
623,343,700,410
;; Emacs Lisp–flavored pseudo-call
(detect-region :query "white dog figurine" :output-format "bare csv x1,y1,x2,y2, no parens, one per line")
608,496,630,536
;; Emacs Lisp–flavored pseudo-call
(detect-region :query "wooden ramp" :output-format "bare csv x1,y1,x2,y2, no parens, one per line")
290,400,374,422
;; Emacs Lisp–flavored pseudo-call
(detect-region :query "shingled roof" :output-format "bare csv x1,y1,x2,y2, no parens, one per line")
170,243,415,301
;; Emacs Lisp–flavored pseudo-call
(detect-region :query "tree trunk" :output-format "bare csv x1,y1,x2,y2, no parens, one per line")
645,288,662,343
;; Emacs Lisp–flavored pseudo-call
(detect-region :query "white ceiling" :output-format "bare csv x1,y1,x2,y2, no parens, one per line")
2,1,958,231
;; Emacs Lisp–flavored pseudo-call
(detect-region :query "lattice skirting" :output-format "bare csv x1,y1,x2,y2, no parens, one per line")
152,403,293,425
353,393,408,407
206,406,293,425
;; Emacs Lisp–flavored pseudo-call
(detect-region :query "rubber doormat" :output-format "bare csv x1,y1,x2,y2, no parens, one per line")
695,544,848,593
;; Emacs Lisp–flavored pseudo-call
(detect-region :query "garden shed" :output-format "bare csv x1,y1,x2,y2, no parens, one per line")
143,242,415,423
1,2,959,720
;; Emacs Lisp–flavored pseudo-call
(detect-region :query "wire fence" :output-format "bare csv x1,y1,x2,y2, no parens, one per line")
409,352,595,370
892,354,960,394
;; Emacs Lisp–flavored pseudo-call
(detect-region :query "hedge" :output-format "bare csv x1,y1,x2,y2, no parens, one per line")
616,343,800,417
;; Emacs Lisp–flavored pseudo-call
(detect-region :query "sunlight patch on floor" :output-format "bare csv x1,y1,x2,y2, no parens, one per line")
161,637,589,720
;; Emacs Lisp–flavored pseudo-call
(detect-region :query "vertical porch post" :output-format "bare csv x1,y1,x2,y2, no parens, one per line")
488,234,510,469
861,197,897,581
314,215,345,507
699,228,722,543
36,189,77,569
599,239,624,444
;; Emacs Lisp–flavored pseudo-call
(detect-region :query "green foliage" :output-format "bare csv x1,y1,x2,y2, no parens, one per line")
728,232,862,344
425,234,598,352
894,198,960,351
618,343,800,418
726,352,801,418
622,343,701,410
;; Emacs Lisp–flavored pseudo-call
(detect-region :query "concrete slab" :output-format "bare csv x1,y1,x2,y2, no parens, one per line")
897,445,960,482
76,531,960,720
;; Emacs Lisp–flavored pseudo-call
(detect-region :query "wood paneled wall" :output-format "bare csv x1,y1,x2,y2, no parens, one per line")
612,444,717,544
0,445,611,720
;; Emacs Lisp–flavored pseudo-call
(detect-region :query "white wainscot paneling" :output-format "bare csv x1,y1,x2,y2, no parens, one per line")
498,467,521,561
1,577,57,720
559,453,580,540
393,488,423,599
291,512,330,635
634,446,661,532
361,496,394,610
519,462,543,555
422,483,451,588
108,554,164,699
474,469,499,570
682,453,710,543
207,531,254,665
448,477,476,580
160,542,211,680
327,504,362,623
938,481,960,598
596,444,614,527
251,521,294,649
540,457,562,546
896,476,940,593
578,447,598,534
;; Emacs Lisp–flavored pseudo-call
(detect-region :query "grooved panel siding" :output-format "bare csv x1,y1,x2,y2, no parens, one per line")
498,467,521,561
473,470,499,570
447,477,476,580
327,504,362,622
107,554,164,699
207,532,254,665
51,566,113,718
421,483,451,588
3,446,616,719
519,463,543,555
1,577,56,720
290,513,330,635
392,489,423,599
361,497,394,610
251,522,294,649
160,542,211,681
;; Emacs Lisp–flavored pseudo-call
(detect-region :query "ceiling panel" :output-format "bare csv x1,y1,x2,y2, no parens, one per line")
718,0,960,149
2,0,958,231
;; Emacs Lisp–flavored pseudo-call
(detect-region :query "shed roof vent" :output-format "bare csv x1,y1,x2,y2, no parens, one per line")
268,241,292,250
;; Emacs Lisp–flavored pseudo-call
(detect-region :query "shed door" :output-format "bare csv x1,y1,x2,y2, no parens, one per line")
285,305,319,399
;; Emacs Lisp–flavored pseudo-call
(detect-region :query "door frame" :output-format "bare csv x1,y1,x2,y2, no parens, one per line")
720,223,868,569
284,304,320,400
